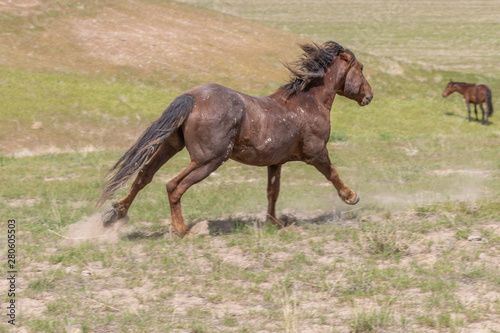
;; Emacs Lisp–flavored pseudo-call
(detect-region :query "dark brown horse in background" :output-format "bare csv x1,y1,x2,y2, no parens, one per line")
442,80,493,125
97,41,373,237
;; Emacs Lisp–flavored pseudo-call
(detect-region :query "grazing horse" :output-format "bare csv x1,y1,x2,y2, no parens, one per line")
442,80,493,125
98,41,373,237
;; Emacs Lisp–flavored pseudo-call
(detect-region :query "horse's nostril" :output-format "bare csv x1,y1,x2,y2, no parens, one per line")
360,95,372,106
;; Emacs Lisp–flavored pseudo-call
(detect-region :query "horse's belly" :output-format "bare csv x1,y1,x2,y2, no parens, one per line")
230,139,298,166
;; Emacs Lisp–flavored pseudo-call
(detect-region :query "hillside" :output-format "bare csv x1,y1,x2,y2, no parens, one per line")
0,0,299,155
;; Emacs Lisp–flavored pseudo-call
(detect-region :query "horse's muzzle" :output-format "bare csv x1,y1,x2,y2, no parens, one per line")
360,94,373,106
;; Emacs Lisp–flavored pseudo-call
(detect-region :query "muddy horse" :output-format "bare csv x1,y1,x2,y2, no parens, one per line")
98,41,373,237
442,80,493,125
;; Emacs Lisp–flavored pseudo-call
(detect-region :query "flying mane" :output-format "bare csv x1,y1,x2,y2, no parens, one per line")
282,41,355,97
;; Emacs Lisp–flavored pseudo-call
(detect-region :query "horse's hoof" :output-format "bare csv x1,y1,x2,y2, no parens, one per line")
342,193,360,205
101,207,119,226
351,193,360,205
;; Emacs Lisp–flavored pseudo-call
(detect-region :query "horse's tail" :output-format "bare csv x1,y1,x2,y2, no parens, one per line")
97,94,195,207
486,87,493,117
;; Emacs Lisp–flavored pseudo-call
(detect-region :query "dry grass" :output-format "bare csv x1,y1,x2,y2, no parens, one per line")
8,206,500,332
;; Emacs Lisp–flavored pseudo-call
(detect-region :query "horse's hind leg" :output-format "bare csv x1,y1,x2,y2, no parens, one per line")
166,158,228,237
474,104,478,121
479,103,488,125
102,139,184,225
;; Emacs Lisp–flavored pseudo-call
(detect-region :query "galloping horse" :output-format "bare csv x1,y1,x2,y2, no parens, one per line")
98,41,373,237
442,80,493,125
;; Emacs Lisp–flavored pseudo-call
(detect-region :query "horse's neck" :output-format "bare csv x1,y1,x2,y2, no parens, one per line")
307,64,344,110
270,59,346,111
278,81,338,113
455,83,475,95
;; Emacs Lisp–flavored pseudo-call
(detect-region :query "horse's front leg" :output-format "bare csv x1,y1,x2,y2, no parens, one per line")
266,164,282,226
466,101,472,121
310,150,359,205
474,104,478,121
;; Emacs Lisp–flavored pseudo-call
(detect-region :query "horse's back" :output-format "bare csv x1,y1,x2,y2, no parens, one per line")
185,83,244,106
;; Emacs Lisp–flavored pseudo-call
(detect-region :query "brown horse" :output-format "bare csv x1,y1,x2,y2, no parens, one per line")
98,41,373,237
442,80,493,125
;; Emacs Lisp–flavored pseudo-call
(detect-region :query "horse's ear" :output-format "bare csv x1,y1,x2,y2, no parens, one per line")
450,79,453,82
339,51,352,62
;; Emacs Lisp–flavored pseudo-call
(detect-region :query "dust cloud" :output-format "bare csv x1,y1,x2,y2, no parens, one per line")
62,213,129,246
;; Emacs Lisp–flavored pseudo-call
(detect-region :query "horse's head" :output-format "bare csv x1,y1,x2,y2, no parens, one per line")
335,51,373,106
442,80,455,98
282,41,373,106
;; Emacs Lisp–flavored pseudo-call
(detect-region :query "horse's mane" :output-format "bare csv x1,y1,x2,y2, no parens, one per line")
282,41,355,97
450,81,473,85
